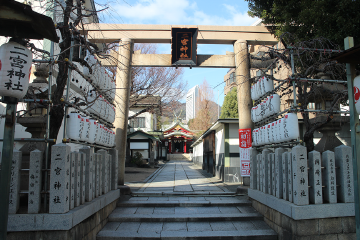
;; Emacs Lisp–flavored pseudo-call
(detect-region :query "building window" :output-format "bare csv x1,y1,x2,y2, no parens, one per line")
130,117,145,128
308,102,315,109
315,102,322,110
230,72,236,84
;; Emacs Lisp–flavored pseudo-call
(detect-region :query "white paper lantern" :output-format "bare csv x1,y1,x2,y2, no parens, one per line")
110,81,116,100
260,77,266,96
251,107,256,123
260,102,265,120
95,124,103,145
266,123,272,144
257,127,262,145
252,129,257,146
83,66,91,78
88,119,97,144
263,76,274,93
251,85,255,100
254,128,258,146
81,116,90,142
252,106,258,122
354,75,360,114
283,113,300,141
109,104,115,123
270,121,276,143
255,81,260,100
275,119,282,143
259,126,265,145
268,94,280,116
66,113,82,141
0,41,32,99
277,118,284,142
263,98,269,118
111,130,116,146
85,54,97,68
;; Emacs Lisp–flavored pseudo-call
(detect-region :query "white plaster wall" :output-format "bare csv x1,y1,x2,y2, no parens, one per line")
129,109,154,132
229,123,239,153
215,125,225,154
192,142,203,165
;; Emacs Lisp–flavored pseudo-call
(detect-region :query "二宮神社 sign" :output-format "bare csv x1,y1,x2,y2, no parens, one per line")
171,28,197,66
0,41,32,99
239,128,252,177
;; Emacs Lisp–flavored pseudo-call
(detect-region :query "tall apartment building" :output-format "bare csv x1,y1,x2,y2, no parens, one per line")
186,85,199,121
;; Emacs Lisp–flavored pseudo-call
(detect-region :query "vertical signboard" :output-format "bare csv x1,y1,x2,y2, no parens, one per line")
239,128,252,177
171,28,197,66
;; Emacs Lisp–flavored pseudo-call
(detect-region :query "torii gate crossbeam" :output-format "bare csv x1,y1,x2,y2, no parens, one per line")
83,24,277,187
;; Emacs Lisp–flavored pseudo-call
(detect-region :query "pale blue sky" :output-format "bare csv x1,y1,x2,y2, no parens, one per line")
97,0,258,106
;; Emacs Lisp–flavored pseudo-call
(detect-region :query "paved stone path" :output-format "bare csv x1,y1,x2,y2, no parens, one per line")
136,160,229,193
97,160,277,239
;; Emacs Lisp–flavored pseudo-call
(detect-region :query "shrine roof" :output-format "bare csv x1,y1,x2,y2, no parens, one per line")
163,131,194,139
127,130,159,141
163,120,191,132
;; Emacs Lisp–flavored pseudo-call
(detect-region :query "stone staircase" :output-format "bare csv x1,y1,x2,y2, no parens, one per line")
96,194,277,239
167,153,192,161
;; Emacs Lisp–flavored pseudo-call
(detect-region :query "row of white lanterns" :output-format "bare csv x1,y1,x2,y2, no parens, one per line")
83,54,116,101
66,113,115,147
251,94,280,123
251,76,274,101
252,113,299,146
0,41,32,99
86,93,116,124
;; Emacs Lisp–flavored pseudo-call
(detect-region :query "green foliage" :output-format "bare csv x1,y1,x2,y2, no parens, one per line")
246,0,360,47
131,151,143,167
220,87,238,119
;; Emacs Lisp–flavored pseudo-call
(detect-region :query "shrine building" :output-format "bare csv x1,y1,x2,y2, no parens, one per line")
162,120,196,154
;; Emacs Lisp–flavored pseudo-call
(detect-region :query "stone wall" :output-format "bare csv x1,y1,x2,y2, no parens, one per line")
7,199,117,240
248,144,356,239
6,144,120,240
251,199,355,240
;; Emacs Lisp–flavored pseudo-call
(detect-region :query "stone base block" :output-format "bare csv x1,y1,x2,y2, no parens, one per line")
249,189,356,240
7,190,119,240
118,185,132,195
236,186,249,195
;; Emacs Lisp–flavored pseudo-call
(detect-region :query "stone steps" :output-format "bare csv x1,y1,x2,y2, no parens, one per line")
97,196,277,240
97,228,277,239
117,200,252,207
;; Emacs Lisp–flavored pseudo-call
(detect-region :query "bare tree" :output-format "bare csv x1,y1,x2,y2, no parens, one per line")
106,43,186,120
24,1,186,142
248,34,348,152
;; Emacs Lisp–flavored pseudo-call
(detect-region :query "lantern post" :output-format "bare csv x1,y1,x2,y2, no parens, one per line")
0,97,18,240
0,39,32,240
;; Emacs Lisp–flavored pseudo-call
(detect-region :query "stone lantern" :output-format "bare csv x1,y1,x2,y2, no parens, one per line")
17,63,51,153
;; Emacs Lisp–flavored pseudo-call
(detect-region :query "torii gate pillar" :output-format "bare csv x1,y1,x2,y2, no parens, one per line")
114,38,133,186
234,39,252,185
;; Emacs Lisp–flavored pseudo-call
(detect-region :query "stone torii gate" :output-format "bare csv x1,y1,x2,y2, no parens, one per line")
83,24,278,186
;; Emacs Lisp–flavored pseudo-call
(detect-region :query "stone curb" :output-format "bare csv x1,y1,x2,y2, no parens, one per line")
97,229,277,240
248,188,355,220
117,200,252,207
8,189,120,231
132,191,236,196
108,213,263,222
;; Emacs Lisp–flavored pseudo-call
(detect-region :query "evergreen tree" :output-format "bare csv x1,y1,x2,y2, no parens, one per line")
220,87,238,119
246,0,360,48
